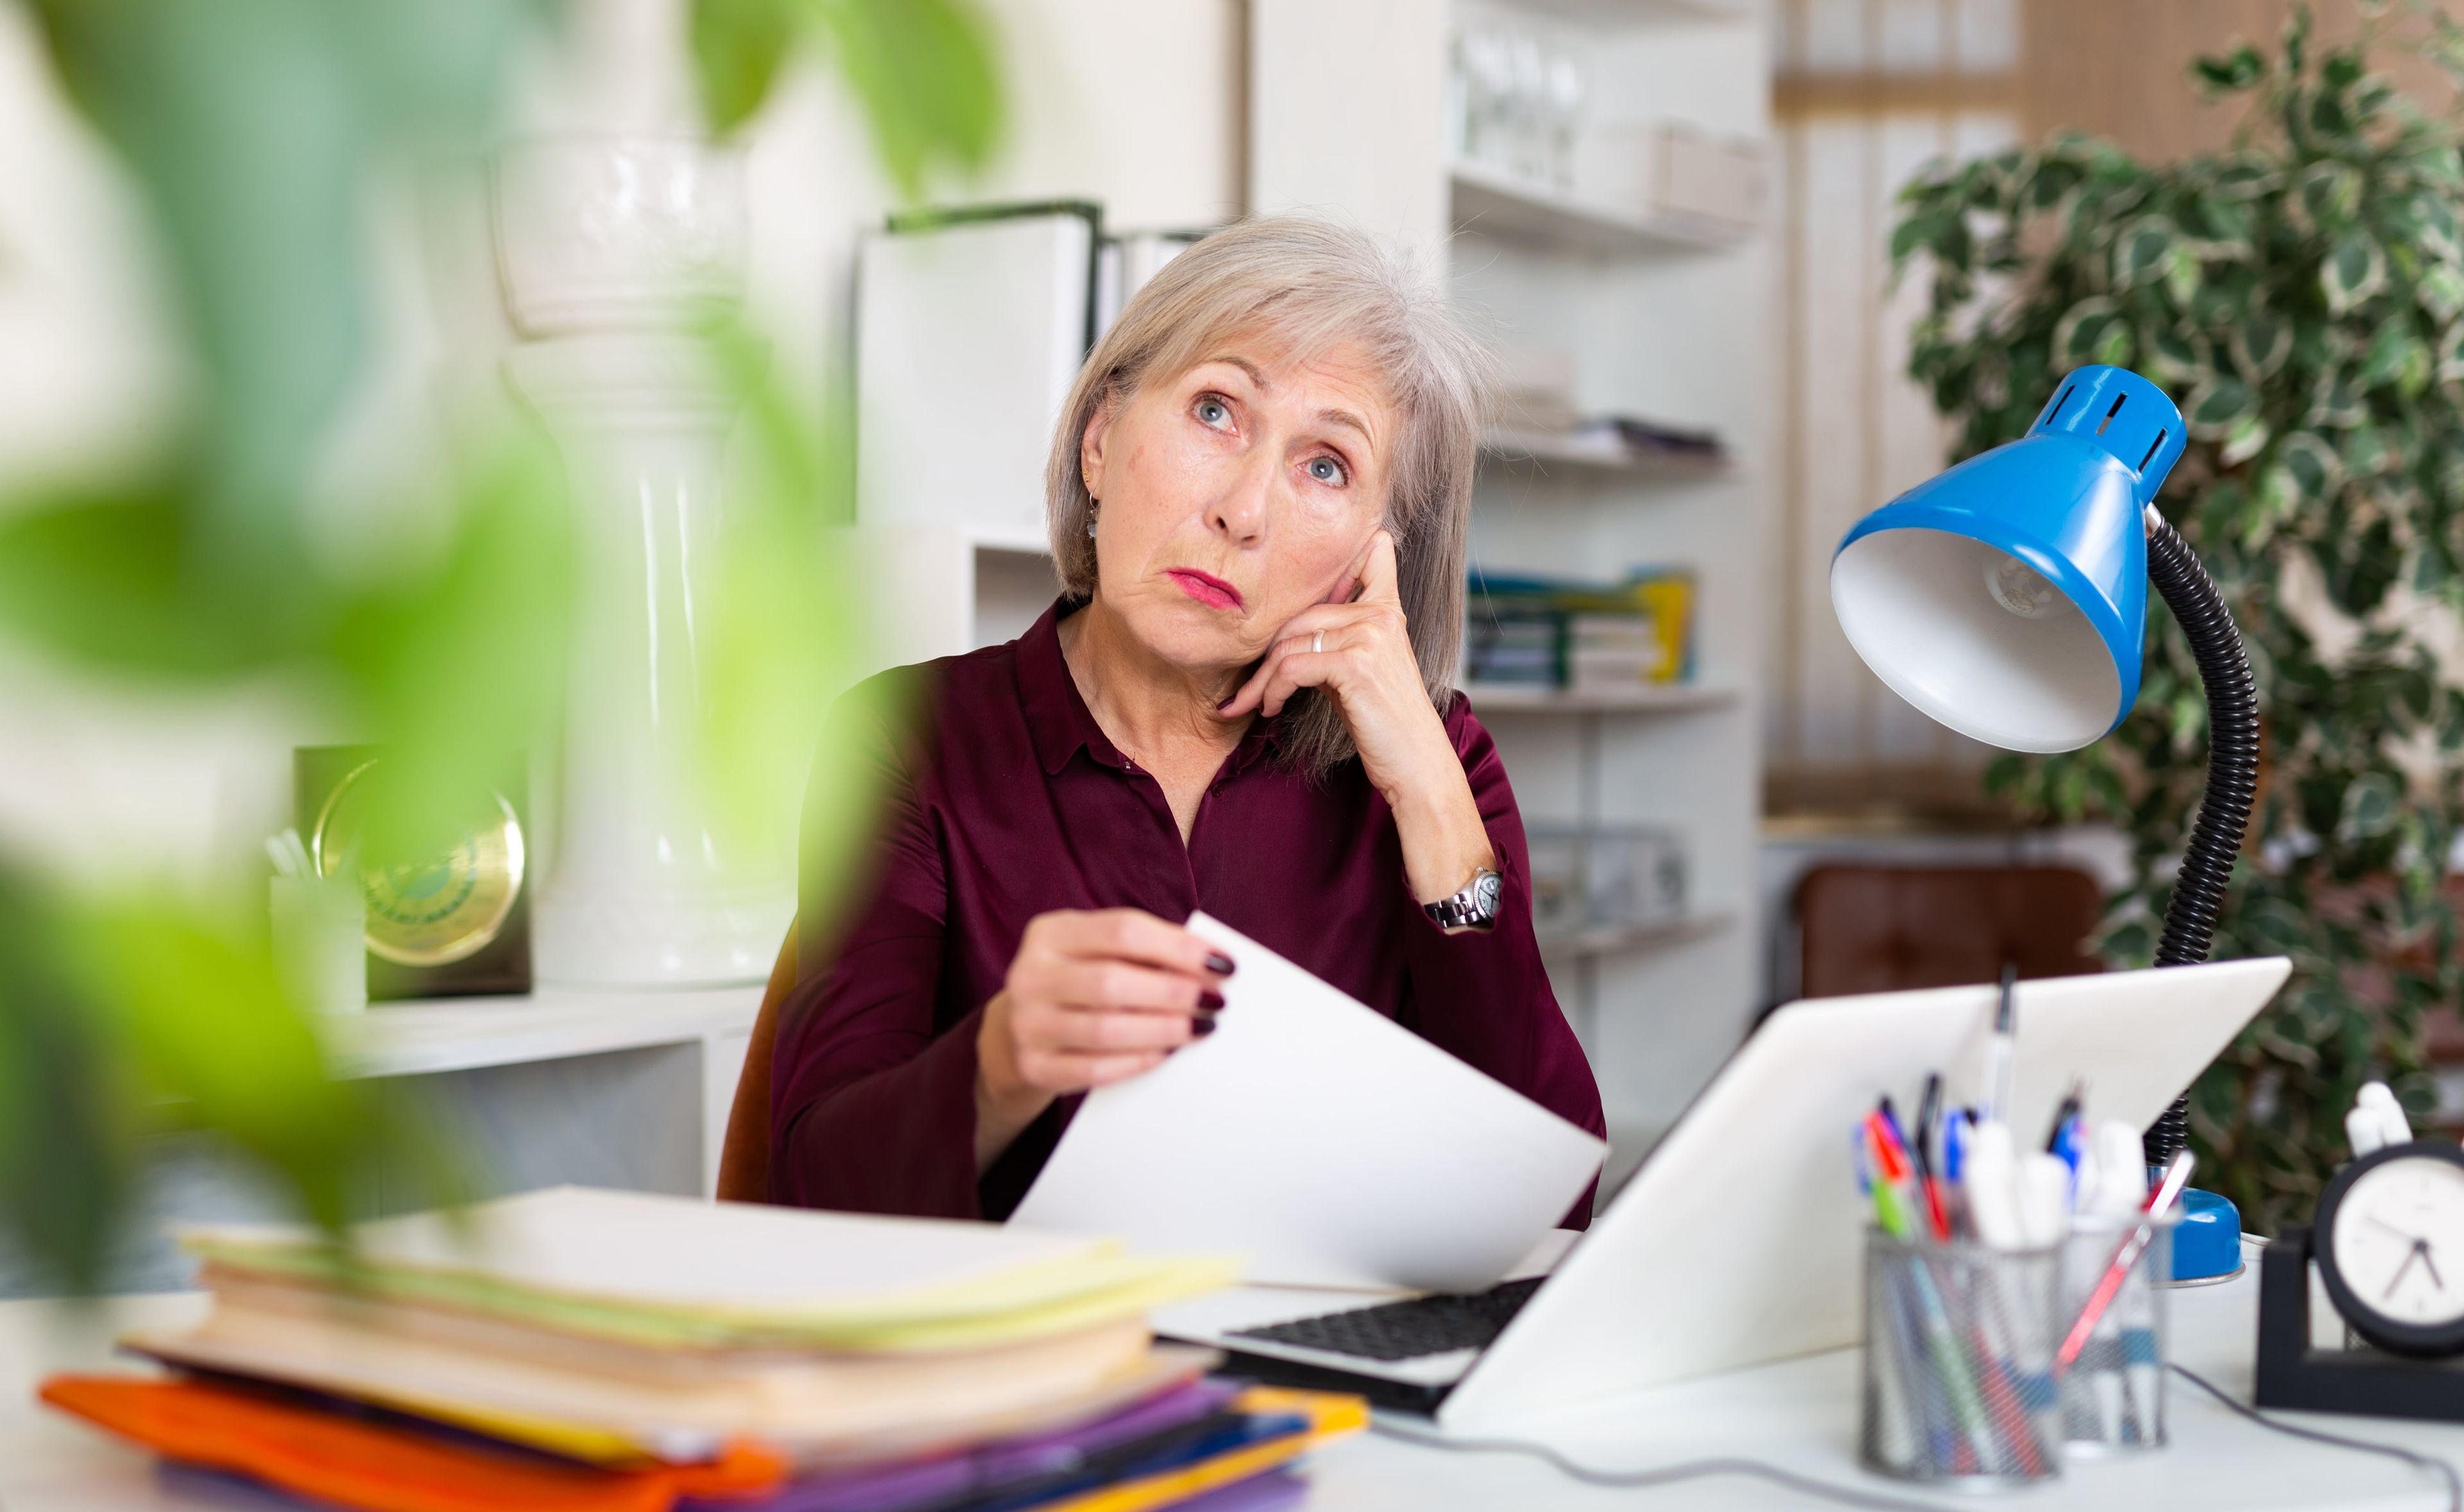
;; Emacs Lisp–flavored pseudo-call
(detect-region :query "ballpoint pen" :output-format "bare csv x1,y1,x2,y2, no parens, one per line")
2058,1150,2196,1372
1985,963,2017,1125
1914,1076,1950,1241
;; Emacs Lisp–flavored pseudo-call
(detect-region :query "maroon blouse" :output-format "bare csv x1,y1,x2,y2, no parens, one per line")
769,600,1605,1224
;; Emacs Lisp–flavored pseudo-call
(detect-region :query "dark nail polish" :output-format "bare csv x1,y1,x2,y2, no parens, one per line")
1199,990,1226,1012
1206,952,1236,976
1215,697,1236,714
1192,1015,1217,1037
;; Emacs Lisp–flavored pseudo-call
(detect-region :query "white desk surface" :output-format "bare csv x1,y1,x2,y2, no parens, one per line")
7,1247,2464,1511
325,984,763,1079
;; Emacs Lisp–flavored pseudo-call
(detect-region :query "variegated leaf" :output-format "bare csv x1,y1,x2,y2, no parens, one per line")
2346,422,2397,477
2053,296,2133,366
2298,160,2363,228
2186,374,2259,437
2311,365,2368,426
2359,318,2427,391
2324,233,2389,313
2222,412,2272,466
2420,262,2464,323
2421,194,2463,264
2164,248,2202,307
2113,216,2177,290
2230,312,2293,378
2207,151,2279,201
2439,322,2464,383
2275,430,2345,502
2144,325,2212,384
2341,772,2402,840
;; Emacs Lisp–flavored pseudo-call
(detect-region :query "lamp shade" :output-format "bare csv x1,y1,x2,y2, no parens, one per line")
1829,365,2186,753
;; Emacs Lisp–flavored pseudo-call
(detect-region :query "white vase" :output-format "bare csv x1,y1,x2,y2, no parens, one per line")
496,137,788,987
493,135,747,337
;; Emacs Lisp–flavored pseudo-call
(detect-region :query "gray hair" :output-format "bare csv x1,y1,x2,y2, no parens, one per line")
1044,214,1496,778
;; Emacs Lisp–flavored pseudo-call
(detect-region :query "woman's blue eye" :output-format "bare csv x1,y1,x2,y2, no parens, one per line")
1196,398,1231,427
1308,456,1347,485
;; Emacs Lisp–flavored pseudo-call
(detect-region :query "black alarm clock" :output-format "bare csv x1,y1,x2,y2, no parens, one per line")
2312,1140,2464,1359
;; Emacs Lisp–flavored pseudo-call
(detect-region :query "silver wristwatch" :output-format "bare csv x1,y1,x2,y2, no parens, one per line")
1423,867,1503,932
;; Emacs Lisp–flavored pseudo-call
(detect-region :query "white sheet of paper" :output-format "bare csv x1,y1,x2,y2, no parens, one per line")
1008,913,1607,1291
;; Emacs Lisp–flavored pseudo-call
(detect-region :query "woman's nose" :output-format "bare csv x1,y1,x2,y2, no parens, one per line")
1205,450,1273,544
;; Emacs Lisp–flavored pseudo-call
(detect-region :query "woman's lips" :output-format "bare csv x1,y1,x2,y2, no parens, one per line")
1166,569,1244,610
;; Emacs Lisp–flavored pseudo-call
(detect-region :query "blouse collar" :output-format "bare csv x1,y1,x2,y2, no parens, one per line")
1015,599,1283,778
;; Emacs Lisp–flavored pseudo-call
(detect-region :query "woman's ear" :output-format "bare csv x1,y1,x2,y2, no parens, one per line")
1079,394,1117,497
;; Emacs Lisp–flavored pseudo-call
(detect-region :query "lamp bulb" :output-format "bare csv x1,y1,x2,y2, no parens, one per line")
1985,552,2068,620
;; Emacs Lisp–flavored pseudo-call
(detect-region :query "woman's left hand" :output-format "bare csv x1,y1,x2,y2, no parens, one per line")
1215,531,1497,908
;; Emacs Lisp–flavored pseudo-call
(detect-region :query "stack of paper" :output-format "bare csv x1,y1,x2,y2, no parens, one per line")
40,1187,1364,1512
1014,915,1605,1293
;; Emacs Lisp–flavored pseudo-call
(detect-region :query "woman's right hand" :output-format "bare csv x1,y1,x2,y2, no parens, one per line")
973,909,1233,1171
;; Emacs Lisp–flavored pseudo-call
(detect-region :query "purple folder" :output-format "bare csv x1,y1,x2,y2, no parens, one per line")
683,1379,1240,1512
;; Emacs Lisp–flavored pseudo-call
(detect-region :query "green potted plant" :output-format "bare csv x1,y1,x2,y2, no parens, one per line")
1890,4,2464,1232
0,0,998,1290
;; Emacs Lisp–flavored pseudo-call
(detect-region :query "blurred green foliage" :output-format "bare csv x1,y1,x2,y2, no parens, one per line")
1893,2,2464,1232
0,0,1002,1290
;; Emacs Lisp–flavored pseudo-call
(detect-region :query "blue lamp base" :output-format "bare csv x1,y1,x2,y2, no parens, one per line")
2168,1186,2244,1282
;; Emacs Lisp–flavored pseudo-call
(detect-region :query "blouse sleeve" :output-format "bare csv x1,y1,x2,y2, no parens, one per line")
1393,697,1608,1227
767,675,989,1218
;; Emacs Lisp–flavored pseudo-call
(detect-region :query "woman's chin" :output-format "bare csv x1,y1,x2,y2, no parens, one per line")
1116,608,1256,679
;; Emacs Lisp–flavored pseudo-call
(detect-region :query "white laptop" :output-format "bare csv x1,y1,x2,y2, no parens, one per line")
1154,958,2291,1432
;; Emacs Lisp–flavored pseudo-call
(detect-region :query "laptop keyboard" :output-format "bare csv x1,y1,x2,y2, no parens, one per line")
1227,1277,1545,1362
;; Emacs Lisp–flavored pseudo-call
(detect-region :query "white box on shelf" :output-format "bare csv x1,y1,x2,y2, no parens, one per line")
856,210,1097,541
1579,121,1765,235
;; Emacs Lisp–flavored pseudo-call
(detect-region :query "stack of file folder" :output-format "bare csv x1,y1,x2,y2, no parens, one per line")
40,1186,1363,1512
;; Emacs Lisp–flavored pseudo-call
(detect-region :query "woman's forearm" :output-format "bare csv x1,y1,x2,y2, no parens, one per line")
1387,767,1498,910
973,994,1056,1172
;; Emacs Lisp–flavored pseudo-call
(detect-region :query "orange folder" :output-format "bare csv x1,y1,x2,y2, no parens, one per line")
40,1374,787,1512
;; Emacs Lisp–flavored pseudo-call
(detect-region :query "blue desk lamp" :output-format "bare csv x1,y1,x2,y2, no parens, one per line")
1829,363,2259,1282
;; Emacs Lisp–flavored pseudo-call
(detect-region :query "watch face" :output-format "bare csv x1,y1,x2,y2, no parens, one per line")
2320,1142,2464,1355
1473,871,1503,917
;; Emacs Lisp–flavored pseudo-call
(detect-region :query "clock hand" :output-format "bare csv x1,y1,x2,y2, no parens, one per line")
2368,1213,2431,1247
2386,1243,2427,1302
2422,1244,2445,1292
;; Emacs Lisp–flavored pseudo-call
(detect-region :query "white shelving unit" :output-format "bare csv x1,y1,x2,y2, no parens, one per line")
1539,905,1738,960
1479,426,1731,479
1463,680,1740,713
1447,0,1770,1149
1451,159,1750,254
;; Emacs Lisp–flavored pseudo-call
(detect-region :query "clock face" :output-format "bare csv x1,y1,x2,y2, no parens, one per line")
2328,1152,2464,1335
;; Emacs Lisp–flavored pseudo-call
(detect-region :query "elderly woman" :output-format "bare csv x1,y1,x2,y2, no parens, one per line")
769,215,1604,1221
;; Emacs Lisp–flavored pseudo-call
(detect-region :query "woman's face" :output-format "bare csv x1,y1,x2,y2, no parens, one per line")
1079,339,1397,676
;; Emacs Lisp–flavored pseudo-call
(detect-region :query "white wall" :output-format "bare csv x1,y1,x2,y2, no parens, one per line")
0,0,1244,887
1248,0,1450,265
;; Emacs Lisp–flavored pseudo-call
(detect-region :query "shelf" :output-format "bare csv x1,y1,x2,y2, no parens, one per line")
325,985,764,1080
1509,0,1757,24
1450,161,1752,255
1462,681,1739,714
1538,907,1738,959
965,523,1053,556
1480,427,1731,480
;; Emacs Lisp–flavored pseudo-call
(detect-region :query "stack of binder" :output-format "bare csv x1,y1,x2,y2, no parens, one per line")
40,1187,1362,1512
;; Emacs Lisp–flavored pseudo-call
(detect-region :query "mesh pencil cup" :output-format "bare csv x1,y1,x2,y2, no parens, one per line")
2058,1213,2175,1456
1859,1230,2063,1488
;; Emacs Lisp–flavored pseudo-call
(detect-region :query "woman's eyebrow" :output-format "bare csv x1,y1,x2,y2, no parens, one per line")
1204,355,1269,389
1317,407,1372,443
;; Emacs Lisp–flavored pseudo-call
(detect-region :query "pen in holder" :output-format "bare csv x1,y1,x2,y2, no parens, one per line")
2058,1212,2176,1455
267,828,366,1015
1859,1229,2062,1487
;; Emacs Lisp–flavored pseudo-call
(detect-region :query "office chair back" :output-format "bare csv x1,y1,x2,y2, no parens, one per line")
716,928,798,1203
1793,863,2103,999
